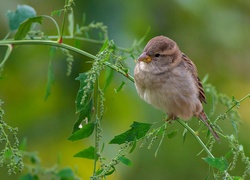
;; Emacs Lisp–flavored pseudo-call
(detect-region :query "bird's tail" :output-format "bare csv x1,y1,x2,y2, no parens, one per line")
199,111,220,141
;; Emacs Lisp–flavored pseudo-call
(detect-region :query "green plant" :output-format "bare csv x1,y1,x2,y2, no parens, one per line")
0,1,250,179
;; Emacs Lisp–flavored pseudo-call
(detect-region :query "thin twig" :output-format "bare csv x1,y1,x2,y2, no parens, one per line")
177,119,215,158
226,94,250,113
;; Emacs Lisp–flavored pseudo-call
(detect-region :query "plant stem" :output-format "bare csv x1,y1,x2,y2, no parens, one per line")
93,78,100,175
59,4,67,43
177,119,215,158
226,94,250,113
93,120,98,175
41,15,61,38
0,44,13,69
0,40,134,83
0,40,96,59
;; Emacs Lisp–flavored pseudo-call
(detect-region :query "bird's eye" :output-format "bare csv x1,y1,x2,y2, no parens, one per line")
155,53,160,57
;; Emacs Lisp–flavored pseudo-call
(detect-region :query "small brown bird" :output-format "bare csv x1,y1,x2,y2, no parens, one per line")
134,35,219,140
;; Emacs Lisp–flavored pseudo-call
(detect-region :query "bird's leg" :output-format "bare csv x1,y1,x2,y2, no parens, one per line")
165,114,178,123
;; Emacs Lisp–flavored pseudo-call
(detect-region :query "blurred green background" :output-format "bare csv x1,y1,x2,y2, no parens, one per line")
0,0,250,179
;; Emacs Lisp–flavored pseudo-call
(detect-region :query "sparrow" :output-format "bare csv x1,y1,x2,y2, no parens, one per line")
134,35,219,141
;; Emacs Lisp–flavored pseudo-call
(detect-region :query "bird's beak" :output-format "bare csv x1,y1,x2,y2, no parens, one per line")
138,52,152,63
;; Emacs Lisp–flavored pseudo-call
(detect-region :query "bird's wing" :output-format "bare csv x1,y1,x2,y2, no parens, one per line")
182,53,206,103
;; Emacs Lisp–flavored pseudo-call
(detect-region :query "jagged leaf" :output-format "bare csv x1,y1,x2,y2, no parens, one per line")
109,121,152,144
68,122,95,141
14,16,43,40
73,99,93,133
73,146,96,159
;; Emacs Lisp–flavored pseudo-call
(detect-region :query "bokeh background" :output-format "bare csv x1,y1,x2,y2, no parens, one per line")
0,0,250,179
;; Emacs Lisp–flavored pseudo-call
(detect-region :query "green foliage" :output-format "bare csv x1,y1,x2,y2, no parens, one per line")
14,16,43,40
0,100,24,175
68,123,95,141
44,56,55,101
17,152,80,180
75,73,94,114
6,5,36,31
203,157,228,173
109,121,152,144
56,168,76,180
0,1,250,180
114,81,125,93
73,146,96,159
118,156,133,167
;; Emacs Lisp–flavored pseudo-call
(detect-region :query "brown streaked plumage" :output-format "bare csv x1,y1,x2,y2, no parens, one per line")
134,35,219,141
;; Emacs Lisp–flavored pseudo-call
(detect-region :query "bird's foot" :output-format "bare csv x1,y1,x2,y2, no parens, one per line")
165,114,178,123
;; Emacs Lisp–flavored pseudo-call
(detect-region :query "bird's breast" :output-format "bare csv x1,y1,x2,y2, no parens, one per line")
134,64,201,119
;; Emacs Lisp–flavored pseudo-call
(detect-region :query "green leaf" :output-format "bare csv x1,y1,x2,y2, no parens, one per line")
130,53,135,60
182,127,188,143
99,39,109,52
29,154,40,165
56,167,74,180
75,73,94,113
167,129,178,138
109,121,152,144
4,149,13,159
19,137,27,151
14,16,43,40
96,166,116,176
51,9,64,16
73,99,93,133
68,12,74,37
73,146,96,159
68,122,95,141
0,44,13,72
95,168,103,176
103,67,114,92
202,156,228,172
129,140,137,153
18,173,34,180
230,119,238,136
100,143,105,153
114,81,125,93
231,176,243,180
224,150,233,159
44,58,55,101
202,74,209,84
104,166,116,176
118,156,133,166
6,5,36,31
